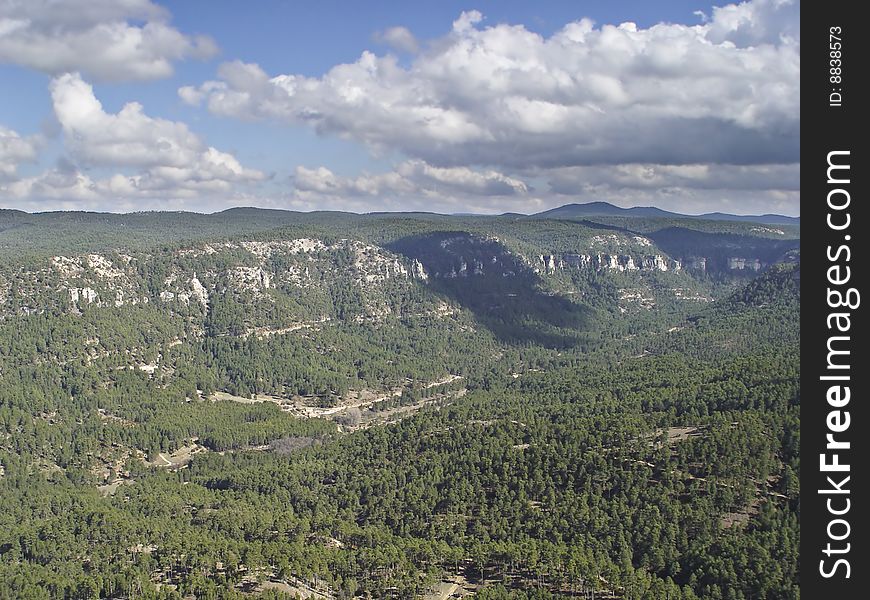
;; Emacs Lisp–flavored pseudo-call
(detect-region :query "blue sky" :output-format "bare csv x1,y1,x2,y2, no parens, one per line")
0,0,800,215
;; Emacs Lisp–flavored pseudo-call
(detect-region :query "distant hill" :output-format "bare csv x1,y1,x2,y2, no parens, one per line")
697,211,800,225
532,202,799,226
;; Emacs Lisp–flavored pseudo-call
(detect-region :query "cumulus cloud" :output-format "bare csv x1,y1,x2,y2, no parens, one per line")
0,0,217,81
293,159,528,200
0,124,40,178
1,73,266,209
545,163,800,194
280,159,798,216
705,0,799,47
49,73,265,194
293,166,409,197
2,165,269,212
180,1,799,170
285,160,539,214
398,160,529,196
2,0,800,216
374,26,419,54
4,162,101,202
2,160,272,213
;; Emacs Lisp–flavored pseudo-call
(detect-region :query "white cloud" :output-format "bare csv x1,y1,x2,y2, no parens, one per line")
49,73,265,194
452,10,484,34
1,0,800,216
1,73,266,209
2,171,274,214
0,124,40,178
3,157,800,215
396,160,529,196
294,160,528,199
4,162,100,202
286,160,538,214
180,0,799,171
374,26,419,54
545,163,800,194
0,0,217,81
705,0,799,47
281,159,798,216
2,162,270,213
293,166,409,197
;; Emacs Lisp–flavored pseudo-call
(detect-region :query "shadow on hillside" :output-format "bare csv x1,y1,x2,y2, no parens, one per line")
388,232,593,348
645,227,800,272
562,220,800,276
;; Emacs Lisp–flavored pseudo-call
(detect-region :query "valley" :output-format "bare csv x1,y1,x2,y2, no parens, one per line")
0,208,800,599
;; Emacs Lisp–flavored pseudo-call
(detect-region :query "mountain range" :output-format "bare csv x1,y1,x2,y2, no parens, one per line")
530,201,800,225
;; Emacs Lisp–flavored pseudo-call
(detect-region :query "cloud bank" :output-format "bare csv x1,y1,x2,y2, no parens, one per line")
2,0,800,215
181,3,799,171
2,74,264,209
0,0,217,81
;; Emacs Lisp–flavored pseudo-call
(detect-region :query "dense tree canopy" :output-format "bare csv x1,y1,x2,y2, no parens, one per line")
0,212,800,599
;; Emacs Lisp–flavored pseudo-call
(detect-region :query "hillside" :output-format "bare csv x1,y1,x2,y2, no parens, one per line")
532,201,800,226
0,210,800,599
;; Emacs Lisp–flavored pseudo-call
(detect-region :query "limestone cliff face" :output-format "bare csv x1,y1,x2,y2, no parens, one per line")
411,240,740,283
1,238,428,318
410,259,428,281
531,252,770,276
727,257,763,271
685,257,707,273
0,230,785,320
69,287,98,305
535,253,681,274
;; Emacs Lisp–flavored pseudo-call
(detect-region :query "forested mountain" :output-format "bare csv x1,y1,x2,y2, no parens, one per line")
0,210,799,599
531,202,800,226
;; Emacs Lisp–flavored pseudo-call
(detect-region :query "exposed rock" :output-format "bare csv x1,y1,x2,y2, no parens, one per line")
189,276,209,307
542,255,559,273
52,255,85,278
87,254,127,280
239,239,325,258
638,255,670,272
728,257,762,271
633,235,654,247
672,288,712,302
538,252,679,273
410,259,428,281
69,287,98,304
562,254,590,268
231,266,272,292
750,226,785,236
618,288,656,310
348,241,411,284
686,257,707,272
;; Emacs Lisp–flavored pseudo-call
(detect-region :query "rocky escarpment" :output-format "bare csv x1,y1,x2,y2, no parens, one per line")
726,257,762,272
535,253,682,274
390,229,785,283
645,226,799,275
535,253,768,274
0,239,430,318
0,228,789,323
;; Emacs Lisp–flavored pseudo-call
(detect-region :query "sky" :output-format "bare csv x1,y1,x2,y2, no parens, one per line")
0,0,800,216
